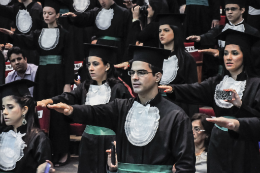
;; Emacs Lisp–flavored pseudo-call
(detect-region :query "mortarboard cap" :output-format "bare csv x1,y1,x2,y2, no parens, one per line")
216,29,260,50
0,79,35,99
225,0,246,7
43,0,61,13
84,44,118,65
157,13,185,28
128,45,170,70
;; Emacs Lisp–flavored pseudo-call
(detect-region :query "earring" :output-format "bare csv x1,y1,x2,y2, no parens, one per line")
22,114,27,125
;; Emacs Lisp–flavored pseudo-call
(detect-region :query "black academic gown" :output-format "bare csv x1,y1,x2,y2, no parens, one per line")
12,25,74,155
0,125,51,173
169,72,260,173
247,0,260,31
52,80,132,173
68,93,196,173
0,1,43,65
69,3,132,63
128,21,160,48
162,51,198,118
58,0,100,61
184,0,220,37
0,51,5,85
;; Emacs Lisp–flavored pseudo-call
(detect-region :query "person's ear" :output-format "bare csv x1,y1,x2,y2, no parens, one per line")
106,63,110,71
22,106,28,116
56,13,60,19
241,7,245,14
24,57,27,62
155,72,162,83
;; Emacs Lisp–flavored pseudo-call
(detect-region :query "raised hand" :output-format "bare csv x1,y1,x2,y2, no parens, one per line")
47,103,73,116
62,12,77,17
37,99,53,107
206,117,240,132
158,85,173,93
223,89,242,108
198,48,219,57
186,35,201,42
0,28,14,36
114,62,130,70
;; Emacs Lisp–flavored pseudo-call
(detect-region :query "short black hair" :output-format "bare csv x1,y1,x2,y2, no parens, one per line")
7,46,26,61
148,64,163,76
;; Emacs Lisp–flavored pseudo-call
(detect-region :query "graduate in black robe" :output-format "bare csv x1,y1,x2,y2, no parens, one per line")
160,30,260,173
38,44,132,172
0,1,74,165
183,0,220,38
0,0,43,65
0,80,52,173
48,45,196,173
128,0,168,48
157,14,198,117
63,0,132,63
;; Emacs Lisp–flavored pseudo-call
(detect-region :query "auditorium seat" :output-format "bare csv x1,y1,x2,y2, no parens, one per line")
5,62,13,77
220,15,226,26
36,106,50,134
199,107,215,117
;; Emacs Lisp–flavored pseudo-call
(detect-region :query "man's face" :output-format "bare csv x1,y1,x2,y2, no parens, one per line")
9,53,27,73
98,0,114,9
130,61,158,95
225,4,245,24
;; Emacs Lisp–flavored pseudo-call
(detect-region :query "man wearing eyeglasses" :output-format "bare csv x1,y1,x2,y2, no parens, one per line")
48,45,196,173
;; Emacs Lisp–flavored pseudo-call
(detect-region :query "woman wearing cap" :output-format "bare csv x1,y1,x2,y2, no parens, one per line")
160,29,260,172
0,79,54,173
37,44,132,172
157,13,199,118
0,0,74,166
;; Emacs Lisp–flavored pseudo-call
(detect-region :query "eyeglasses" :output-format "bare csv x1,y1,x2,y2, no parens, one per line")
224,7,238,12
192,127,205,133
128,70,153,77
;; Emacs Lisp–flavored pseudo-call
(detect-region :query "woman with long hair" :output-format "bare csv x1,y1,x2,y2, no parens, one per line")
157,14,199,117
0,79,53,173
160,29,260,173
0,0,74,166
37,44,132,172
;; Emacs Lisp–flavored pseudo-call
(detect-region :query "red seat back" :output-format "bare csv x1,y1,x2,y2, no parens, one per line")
36,106,50,134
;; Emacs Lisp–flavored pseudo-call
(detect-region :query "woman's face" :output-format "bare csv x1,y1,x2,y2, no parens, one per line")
2,96,27,128
43,7,59,25
147,5,154,18
87,56,109,83
159,24,174,45
224,44,244,73
192,120,207,146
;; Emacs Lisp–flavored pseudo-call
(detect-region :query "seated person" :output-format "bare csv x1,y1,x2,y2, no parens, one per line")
0,79,53,173
5,47,38,96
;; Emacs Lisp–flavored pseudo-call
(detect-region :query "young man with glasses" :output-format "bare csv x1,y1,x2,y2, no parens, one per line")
48,45,196,173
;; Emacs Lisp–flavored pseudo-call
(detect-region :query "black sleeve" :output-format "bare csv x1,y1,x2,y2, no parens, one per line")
52,82,85,105
113,82,133,99
172,113,196,173
209,0,220,20
168,76,217,106
199,26,222,48
69,100,120,132
12,30,38,50
126,20,141,46
69,8,98,28
0,4,15,20
63,31,75,84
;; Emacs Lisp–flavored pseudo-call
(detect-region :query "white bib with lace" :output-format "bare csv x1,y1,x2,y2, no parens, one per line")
16,10,32,33
39,28,60,51
85,83,111,106
160,55,179,85
0,130,27,171
125,101,160,147
73,0,90,12
95,8,114,30
0,0,11,5
214,75,246,108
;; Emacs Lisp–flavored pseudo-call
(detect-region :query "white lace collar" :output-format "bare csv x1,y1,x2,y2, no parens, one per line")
16,9,32,33
73,0,90,12
0,0,11,5
214,75,246,108
0,130,27,171
125,101,160,147
95,8,114,30
39,28,60,51
160,55,179,85
85,82,111,105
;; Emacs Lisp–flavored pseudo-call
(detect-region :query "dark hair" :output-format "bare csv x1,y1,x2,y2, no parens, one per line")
159,25,192,69
149,64,163,76
12,95,40,144
149,0,162,22
191,113,214,152
221,45,257,78
7,47,26,61
84,58,120,91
